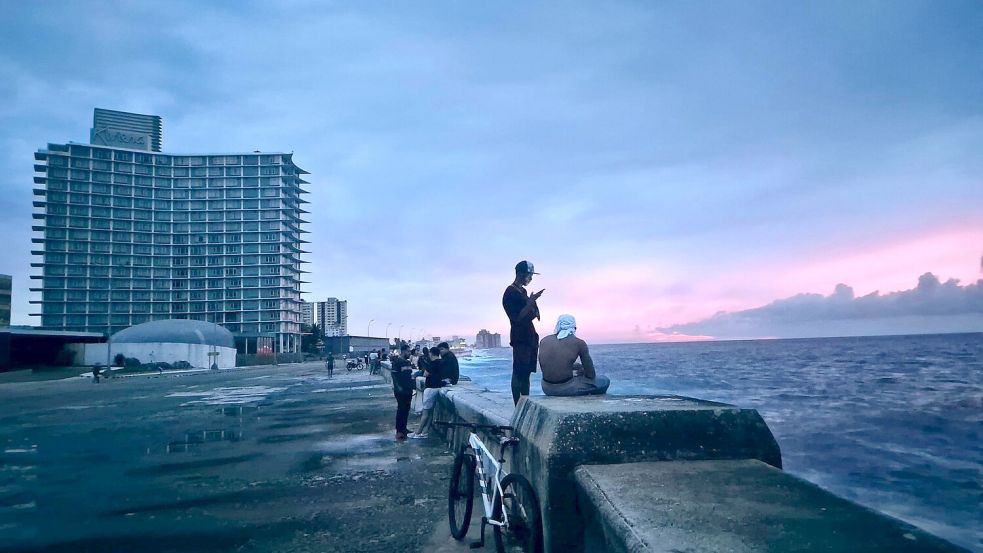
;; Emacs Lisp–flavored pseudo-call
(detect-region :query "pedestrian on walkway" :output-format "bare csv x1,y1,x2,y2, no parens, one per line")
390,344,415,441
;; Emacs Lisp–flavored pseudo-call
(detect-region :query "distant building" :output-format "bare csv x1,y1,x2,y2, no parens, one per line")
0,274,11,327
30,108,310,353
300,301,315,326
322,335,388,356
475,329,502,349
314,298,347,336
68,319,237,369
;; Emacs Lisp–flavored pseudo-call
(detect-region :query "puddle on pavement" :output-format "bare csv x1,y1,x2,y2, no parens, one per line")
310,384,386,393
167,429,242,453
128,453,263,475
217,405,259,417
167,386,286,406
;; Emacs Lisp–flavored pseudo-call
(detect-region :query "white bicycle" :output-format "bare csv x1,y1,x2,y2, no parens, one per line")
438,422,543,553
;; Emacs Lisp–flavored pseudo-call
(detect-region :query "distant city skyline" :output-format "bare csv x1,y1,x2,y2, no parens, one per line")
0,2,980,342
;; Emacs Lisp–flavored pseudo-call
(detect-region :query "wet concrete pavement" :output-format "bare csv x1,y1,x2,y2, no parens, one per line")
0,363,464,552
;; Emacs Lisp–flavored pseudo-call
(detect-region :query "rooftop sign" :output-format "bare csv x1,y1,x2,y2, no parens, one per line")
90,127,151,151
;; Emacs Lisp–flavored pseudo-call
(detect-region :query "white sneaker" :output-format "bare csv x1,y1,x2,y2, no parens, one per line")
410,433,429,439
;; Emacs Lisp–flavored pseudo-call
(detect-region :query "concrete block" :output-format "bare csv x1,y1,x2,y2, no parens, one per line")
510,395,782,553
433,382,514,451
575,460,969,553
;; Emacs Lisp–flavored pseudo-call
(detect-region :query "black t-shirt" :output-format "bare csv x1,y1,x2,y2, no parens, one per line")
391,356,414,395
503,284,539,346
441,351,460,385
424,358,443,388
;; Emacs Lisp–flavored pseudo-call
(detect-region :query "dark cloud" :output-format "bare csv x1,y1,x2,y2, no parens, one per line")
663,273,983,339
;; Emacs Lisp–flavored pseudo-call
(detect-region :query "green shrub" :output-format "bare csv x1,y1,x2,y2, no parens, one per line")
113,353,126,367
123,357,142,369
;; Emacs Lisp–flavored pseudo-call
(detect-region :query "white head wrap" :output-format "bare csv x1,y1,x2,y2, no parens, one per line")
554,314,577,340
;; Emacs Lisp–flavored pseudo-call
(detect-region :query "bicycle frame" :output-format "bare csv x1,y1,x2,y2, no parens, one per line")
468,431,510,529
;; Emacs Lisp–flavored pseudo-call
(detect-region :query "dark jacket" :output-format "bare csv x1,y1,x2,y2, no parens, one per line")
441,351,460,385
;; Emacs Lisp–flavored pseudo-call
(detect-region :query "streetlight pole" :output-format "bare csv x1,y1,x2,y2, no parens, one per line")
385,322,391,340
367,319,374,337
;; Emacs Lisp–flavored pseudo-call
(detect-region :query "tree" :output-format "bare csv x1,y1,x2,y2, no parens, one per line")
301,323,324,354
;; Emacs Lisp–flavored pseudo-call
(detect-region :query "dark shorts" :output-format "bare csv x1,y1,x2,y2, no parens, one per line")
512,342,538,375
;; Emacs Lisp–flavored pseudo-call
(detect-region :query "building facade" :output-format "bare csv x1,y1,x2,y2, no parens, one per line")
0,274,11,327
300,301,315,326
31,109,310,353
315,297,347,337
475,329,502,349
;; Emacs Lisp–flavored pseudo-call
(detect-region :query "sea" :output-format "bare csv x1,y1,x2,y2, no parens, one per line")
459,333,982,552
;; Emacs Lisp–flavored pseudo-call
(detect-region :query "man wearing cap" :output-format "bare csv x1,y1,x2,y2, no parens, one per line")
503,260,544,405
539,314,610,396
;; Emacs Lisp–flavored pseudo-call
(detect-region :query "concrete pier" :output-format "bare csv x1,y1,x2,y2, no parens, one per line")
431,382,971,553
0,362,452,553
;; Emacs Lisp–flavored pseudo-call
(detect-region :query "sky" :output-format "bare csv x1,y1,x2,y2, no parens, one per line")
0,1,981,343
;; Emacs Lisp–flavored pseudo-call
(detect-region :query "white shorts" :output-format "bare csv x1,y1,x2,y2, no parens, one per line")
422,387,440,410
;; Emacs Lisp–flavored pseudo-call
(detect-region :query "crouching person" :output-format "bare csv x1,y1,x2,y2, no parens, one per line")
539,314,610,396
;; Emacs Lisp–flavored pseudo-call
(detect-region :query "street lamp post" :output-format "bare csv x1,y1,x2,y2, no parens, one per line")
367,319,375,337
385,322,392,339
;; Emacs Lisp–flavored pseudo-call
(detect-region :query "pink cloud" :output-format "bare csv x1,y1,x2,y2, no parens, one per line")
770,226,983,298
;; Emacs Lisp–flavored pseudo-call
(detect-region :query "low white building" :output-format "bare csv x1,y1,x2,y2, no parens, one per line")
70,319,237,369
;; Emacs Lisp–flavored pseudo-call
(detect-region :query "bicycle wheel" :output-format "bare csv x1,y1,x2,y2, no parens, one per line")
492,473,543,553
448,447,475,540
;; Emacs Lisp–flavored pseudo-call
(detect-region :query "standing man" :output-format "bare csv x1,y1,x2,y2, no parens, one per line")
503,260,544,405
390,344,415,441
325,352,335,379
369,350,379,375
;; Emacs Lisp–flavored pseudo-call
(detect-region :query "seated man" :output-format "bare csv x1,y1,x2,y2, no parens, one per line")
539,314,610,396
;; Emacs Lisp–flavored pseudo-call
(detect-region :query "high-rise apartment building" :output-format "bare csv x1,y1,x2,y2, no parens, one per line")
300,301,315,327
30,109,310,352
475,329,502,349
315,298,347,337
0,274,11,327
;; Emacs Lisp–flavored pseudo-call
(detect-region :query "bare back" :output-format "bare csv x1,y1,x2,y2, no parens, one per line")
538,334,595,382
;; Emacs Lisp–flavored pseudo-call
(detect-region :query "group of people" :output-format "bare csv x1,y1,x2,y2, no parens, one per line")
389,342,460,441
382,258,607,441
504,260,610,405
324,349,385,378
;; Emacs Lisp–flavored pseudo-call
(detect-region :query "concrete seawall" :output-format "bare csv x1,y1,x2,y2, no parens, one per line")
428,379,969,553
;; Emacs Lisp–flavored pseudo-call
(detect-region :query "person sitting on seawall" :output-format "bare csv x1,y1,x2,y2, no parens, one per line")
437,341,459,385
539,314,610,396
411,347,444,439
